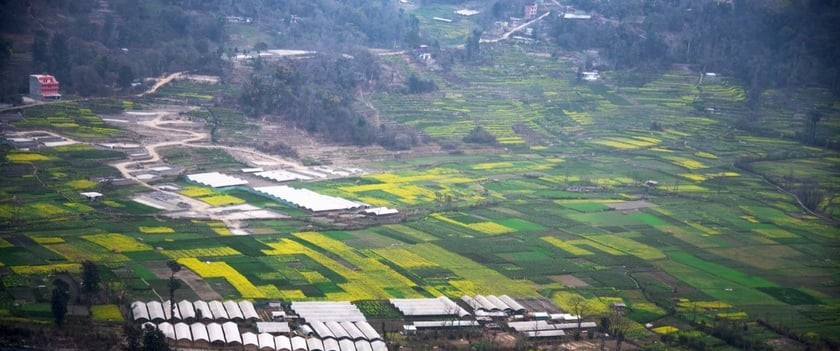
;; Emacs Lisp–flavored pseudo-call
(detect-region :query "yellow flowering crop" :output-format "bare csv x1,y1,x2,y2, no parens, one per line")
6,152,50,163
178,258,265,298
541,236,593,256
162,247,241,259
12,263,81,274
652,326,678,334
82,233,151,252
139,226,175,234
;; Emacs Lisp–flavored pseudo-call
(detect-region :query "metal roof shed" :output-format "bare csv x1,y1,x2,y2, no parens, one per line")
354,340,373,351
174,322,192,340
190,322,209,342
207,322,225,345
193,300,213,321
354,321,381,341
461,296,481,311
326,321,351,339
257,321,291,334
311,321,335,339
177,300,196,321
239,300,260,320
222,321,242,344
242,332,260,348
370,340,388,351
158,322,176,340
131,301,149,321
339,339,357,351
474,295,498,311
290,336,308,351
275,335,293,351
323,338,340,351
147,301,166,322
163,300,182,320
224,300,245,320
499,295,526,312
486,295,511,311
209,300,229,320
339,321,365,341
307,336,325,351
258,332,276,351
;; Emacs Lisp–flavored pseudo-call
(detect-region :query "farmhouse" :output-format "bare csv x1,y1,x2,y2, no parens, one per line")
29,74,61,100
524,3,539,19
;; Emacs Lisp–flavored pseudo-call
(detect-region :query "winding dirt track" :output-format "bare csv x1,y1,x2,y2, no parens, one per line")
109,107,308,232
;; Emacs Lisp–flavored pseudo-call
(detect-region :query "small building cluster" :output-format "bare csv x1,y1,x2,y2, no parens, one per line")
524,3,539,20
134,300,389,351
389,295,597,341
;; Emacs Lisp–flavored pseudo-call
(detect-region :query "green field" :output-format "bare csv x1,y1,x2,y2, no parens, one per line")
0,40,837,348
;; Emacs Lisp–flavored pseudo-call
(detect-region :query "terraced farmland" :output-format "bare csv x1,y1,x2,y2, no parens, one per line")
0,42,837,349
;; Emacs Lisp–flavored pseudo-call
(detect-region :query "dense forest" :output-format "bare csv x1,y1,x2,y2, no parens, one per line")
237,50,381,146
0,0,407,99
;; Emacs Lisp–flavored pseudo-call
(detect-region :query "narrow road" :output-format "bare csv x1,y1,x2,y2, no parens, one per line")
481,11,552,44
138,72,185,97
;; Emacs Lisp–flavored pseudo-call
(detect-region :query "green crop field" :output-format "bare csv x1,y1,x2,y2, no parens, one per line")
0,35,837,349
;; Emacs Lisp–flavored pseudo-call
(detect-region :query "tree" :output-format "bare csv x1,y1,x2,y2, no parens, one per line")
82,260,100,300
607,307,631,351
51,278,70,326
141,324,170,351
463,126,496,145
70,65,104,96
32,30,50,70
568,295,588,330
406,73,437,94
253,42,268,53
117,65,135,88
803,109,823,145
465,29,482,62
123,323,142,351
166,260,181,324
405,14,421,47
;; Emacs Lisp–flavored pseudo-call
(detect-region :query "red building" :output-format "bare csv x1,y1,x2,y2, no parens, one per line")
29,74,61,100
524,3,539,19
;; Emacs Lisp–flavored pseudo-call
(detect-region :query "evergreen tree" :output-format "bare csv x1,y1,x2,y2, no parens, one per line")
51,279,70,326
82,260,100,298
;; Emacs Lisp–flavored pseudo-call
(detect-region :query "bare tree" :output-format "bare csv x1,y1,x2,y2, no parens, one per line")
568,295,588,332
607,307,631,351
